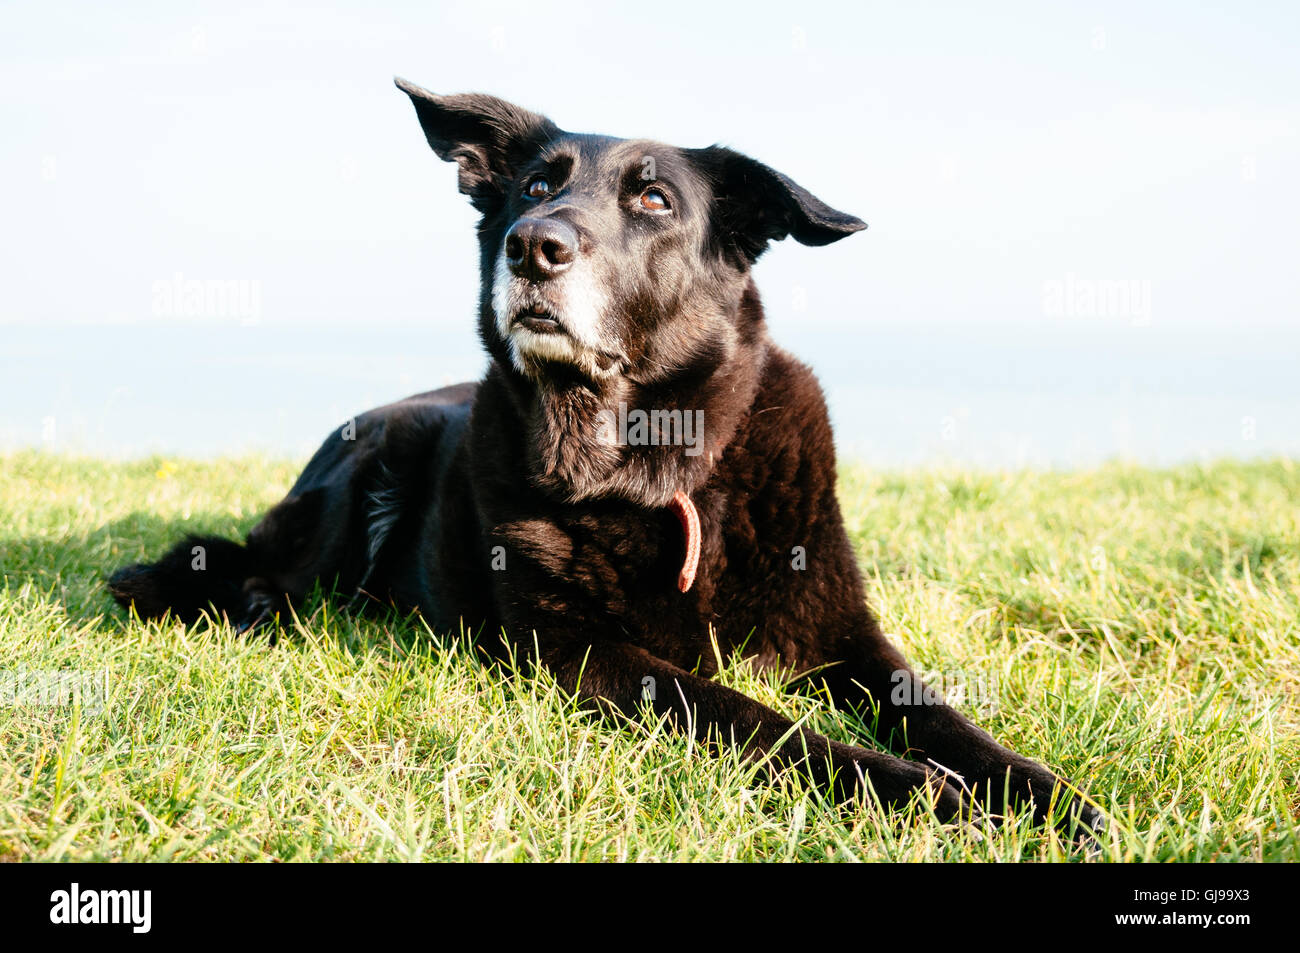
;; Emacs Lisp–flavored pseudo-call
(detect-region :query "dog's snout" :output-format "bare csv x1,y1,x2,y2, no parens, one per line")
504,218,577,281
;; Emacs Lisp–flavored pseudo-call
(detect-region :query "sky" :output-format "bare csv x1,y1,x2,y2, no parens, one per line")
1,1,1298,465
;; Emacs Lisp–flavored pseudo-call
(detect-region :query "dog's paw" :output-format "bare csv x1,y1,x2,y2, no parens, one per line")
835,746,974,824
1061,796,1108,848
1015,765,1108,846
234,579,289,641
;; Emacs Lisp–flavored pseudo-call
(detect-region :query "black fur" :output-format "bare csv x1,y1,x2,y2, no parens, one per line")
109,80,1103,837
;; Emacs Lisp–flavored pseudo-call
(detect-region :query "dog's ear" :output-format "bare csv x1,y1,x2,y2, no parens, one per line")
694,146,866,264
395,78,559,211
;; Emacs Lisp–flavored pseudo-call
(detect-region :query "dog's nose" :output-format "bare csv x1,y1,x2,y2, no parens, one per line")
504,218,577,281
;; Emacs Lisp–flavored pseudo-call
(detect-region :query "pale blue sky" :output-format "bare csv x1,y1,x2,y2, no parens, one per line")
2,1,1298,464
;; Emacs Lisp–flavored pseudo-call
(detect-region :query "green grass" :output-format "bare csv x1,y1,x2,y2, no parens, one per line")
1,450,1297,861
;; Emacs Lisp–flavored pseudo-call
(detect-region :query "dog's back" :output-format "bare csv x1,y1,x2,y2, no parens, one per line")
109,382,481,631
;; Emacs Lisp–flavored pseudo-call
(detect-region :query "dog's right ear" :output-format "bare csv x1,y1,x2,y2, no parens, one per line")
395,78,559,211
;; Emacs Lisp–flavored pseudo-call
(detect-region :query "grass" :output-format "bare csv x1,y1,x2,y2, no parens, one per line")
0,449,1296,861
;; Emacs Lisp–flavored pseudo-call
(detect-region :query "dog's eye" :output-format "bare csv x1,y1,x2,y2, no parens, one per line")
640,188,670,212
524,177,550,199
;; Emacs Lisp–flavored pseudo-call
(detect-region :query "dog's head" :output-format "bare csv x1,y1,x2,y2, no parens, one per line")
396,79,865,387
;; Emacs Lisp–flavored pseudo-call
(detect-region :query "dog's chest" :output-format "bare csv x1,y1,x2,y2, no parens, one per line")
493,500,704,615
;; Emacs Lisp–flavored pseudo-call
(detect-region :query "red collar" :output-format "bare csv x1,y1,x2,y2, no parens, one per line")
669,490,701,593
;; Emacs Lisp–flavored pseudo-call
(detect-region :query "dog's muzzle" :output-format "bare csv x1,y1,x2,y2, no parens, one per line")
491,234,622,378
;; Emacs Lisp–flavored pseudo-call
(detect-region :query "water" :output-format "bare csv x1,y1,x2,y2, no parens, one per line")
3,319,1296,468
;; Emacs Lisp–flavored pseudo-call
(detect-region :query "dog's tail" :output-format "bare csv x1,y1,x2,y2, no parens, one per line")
107,534,253,625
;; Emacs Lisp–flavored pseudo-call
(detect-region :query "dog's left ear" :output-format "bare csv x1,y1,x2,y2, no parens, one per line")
694,146,866,264
395,78,559,211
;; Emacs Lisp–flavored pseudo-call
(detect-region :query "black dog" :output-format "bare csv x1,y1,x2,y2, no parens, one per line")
110,78,1102,836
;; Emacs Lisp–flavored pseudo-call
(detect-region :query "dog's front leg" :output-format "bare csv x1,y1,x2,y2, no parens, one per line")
537,638,967,819
820,609,1105,836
